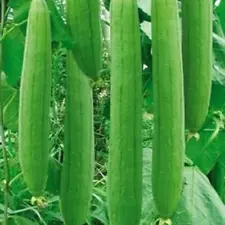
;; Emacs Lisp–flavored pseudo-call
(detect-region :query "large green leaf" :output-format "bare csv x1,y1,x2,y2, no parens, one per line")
9,0,29,22
0,216,38,225
8,216,39,225
45,0,74,49
2,27,24,86
172,166,225,225
8,0,74,49
212,13,225,86
141,148,225,225
209,151,225,203
186,120,225,175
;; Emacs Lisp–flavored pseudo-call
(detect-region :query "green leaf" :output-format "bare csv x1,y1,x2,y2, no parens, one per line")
141,30,152,68
138,0,151,17
143,67,153,113
9,0,74,49
8,0,30,22
90,189,109,225
212,13,225,86
141,148,155,224
209,151,225,203
2,27,25,86
172,166,225,225
141,148,225,225
213,13,225,65
103,0,110,10
11,216,38,225
3,90,19,132
1,216,38,225
215,0,225,34
45,0,74,49
2,78,17,107
186,128,225,175
210,82,225,111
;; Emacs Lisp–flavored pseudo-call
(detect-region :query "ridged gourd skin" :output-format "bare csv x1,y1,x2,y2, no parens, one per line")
107,1,142,225
151,0,185,219
60,51,94,225
182,0,213,133
66,0,101,81
18,0,51,198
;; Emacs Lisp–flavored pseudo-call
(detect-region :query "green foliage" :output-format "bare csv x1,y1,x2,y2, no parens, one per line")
2,27,24,86
210,82,225,111
8,0,73,48
212,12,225,85
215,0,225,34
141,148,225,225
45,0,74,49
209,151,225,203
3,90,19,132
7,216,39,225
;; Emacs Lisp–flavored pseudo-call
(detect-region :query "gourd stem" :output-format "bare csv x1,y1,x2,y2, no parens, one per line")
0,0,9,224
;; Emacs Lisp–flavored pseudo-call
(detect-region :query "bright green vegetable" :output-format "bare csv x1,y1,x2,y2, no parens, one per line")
60,51,94,225
107,1,142,225
19,0,51,200
66,0,101,81
151,0,185,220
182,0,213,133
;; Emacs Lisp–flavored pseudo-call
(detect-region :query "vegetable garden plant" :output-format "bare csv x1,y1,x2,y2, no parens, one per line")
0,0,225,225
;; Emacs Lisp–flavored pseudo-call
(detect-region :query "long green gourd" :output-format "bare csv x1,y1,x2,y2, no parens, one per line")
182,0,212,133
66,0,101,81
60,51,94,225
107,1,142,225
19,0,51,203
151,0,185,222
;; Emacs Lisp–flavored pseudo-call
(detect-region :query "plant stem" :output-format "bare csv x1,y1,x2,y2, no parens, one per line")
0,0,9,224
0,20,27,43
